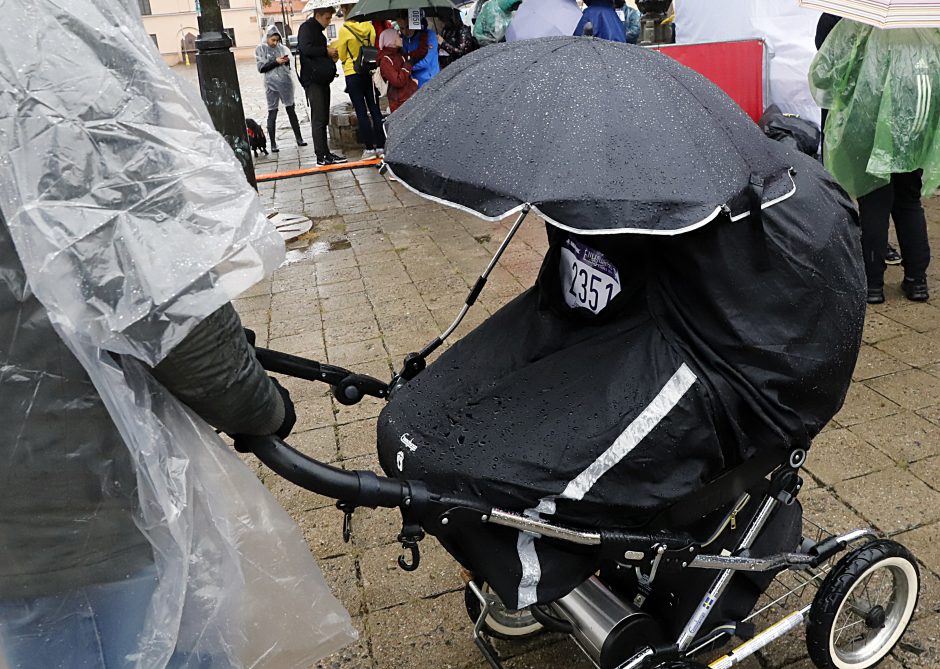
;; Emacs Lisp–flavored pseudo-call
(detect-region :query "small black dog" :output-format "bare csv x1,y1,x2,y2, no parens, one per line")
246,118,268,157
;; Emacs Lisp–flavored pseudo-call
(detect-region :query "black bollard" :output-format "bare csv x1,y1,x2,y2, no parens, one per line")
196,0,257,188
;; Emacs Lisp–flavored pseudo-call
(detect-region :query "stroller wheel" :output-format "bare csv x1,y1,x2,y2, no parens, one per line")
807,539,919,669
464,582,544,641
648,662,709,669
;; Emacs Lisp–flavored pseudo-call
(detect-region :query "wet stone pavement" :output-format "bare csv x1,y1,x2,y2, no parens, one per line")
173,59,940,669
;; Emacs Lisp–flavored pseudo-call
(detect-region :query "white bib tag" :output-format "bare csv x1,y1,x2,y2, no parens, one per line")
559,238,622,315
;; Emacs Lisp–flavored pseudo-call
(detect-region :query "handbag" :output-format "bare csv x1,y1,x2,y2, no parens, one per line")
373,57,389,98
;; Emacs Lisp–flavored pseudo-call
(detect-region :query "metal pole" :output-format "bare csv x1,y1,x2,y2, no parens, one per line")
196,0,257,188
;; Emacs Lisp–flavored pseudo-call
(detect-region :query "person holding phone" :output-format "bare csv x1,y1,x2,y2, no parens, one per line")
256,24,307,153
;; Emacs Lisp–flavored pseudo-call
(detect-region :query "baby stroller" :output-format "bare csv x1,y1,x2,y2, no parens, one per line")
239,38,921,669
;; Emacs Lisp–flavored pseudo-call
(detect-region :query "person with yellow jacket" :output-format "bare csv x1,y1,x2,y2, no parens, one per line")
334,5,385,158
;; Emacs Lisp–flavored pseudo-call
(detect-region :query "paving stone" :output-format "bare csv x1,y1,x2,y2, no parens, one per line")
360,539,463,612
293,395,336,432
302,505,353,560
800,487,870,540
368,592,481,669
848,411,940,464
326,319,383,348
321,554,365,618
327,337,388,368
866,369,940,411
863,311,914,344
875,331,940,368
853,344,910,381
337,418,379,461
890,613,940,667
315,617,374,669
806,428,894,483
832,382,902,426
882,302,940,333
833,468,940,533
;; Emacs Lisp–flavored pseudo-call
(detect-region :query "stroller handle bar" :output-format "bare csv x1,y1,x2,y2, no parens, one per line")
253,346,389,405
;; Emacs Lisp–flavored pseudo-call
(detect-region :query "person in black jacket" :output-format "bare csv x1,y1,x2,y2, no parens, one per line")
298,8,347,166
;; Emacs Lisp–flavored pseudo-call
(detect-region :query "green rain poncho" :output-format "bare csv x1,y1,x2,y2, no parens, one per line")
809,21,940,198
473,0,519,46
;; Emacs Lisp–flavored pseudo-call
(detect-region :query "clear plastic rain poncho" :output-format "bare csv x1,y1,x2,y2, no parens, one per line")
0,1,355,667
810,21,940,198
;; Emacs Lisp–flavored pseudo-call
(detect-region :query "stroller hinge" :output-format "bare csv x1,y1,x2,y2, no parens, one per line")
337,501,354,543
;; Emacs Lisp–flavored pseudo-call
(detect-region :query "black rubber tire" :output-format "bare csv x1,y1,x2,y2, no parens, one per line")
463,582,545,641
806,539,919,669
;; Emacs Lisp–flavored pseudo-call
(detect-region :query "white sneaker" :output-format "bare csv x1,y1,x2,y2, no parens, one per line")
375,147,385,156
361,149,378,160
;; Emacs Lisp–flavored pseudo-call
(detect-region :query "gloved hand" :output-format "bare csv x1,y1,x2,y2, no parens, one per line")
271,377,296,439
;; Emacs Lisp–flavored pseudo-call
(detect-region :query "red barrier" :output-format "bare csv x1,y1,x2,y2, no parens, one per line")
652,39,767,122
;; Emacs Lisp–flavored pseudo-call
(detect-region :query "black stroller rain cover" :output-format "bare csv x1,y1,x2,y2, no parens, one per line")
377,151,865,609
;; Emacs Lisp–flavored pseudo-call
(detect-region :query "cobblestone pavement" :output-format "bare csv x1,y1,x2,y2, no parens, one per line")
176,58,940,669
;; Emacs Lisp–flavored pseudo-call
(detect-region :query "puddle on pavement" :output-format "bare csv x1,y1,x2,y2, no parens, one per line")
283,229,352,265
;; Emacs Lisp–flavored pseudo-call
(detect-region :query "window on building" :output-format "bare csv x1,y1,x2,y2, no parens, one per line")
218,0,231,8
138,0,152,15
223,27,236,46
149,34,159,49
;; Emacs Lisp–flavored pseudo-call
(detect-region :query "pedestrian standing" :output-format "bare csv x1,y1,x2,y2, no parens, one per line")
298,7,349,166
401,21,442,87
335,4,386,159
378,29,419,112
811,21,939,303
440,13,478,68
473,0,520,45
255,25,307,153
575,0,628,42
614,0,641,44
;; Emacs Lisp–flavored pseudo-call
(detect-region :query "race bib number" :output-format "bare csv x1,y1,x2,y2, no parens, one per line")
559,238,621,314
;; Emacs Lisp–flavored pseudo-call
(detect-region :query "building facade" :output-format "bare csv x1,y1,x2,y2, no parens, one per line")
138,0,265,65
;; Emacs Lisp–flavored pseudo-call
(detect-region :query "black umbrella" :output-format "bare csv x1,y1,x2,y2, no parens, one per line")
384,36,796,235
346,0,459,21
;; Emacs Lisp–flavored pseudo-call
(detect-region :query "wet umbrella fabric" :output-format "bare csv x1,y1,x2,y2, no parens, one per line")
346,0,458,21
377,37,865,609
384,37,795,235
505,0,582,41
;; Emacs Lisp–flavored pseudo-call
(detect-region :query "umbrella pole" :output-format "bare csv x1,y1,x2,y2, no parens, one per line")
393,204,532,384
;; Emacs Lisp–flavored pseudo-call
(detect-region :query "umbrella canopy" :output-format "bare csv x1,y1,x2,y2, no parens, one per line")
302,0,340,12
346,0,458,21
384,37,795,235
505,0,582,41
798,0,940,28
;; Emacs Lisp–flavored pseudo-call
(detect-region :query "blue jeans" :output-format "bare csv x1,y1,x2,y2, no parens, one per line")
345,72,385,150
0,566,215,668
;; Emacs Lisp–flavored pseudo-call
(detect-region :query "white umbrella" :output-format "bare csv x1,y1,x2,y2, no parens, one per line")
798,0,940,28
301,0,345,12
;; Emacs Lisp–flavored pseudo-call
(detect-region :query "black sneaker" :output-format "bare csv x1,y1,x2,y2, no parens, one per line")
316,155,334,166
327,152,348,164
901,277,929,302
866,287,885,304
885,244,902,265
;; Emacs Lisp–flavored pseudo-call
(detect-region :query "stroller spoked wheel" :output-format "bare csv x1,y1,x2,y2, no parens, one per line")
806,540,919,669
464,582,545,641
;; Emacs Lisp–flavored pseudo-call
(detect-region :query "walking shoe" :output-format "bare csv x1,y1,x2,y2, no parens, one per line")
327,152,348,164
885,244,902,265
375,147,385,156
296,138,308,147
866,287,885,304
361,148,378,160
316,155,335,167
270,140,279,153
901,277,929,302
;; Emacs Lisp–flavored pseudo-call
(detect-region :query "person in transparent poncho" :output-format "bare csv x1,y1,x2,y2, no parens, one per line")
0,2,356,667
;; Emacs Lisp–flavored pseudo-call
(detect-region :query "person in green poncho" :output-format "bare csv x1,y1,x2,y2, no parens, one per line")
810,21,938,304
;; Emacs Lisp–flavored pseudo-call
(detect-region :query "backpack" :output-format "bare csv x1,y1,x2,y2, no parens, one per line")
348,26,379,74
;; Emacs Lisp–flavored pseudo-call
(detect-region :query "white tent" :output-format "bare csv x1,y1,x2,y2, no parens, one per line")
674,0,823,126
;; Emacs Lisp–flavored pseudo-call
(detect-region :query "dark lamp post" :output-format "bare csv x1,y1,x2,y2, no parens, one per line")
196,0,256,188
